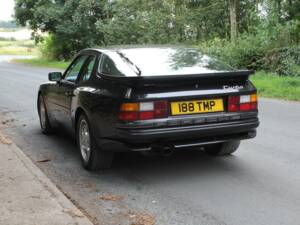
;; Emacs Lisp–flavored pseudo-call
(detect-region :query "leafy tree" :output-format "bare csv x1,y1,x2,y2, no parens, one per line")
15,0,107,59
14,0,300,67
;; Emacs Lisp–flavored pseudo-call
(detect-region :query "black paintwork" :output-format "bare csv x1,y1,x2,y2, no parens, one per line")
38,46,259,152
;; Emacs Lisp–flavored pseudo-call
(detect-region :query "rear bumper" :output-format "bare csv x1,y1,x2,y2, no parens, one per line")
97,117,259,152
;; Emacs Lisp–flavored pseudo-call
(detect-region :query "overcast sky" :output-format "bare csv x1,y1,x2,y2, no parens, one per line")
0,0,15,21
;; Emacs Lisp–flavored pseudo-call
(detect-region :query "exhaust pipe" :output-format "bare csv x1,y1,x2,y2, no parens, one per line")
151,145,174,157
160,147,174,157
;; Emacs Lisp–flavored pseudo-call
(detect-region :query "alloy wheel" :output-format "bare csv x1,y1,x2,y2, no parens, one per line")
39,97,46,129
79,119,91,162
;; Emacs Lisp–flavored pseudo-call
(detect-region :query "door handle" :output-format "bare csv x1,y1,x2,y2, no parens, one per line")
65,91,74,97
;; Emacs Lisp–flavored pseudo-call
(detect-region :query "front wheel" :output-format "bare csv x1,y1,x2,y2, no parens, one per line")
77,114,114,171
38,95,53,134
204,141,240,156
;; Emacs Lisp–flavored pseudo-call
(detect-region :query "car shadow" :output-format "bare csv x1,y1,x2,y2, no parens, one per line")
25,124,249,188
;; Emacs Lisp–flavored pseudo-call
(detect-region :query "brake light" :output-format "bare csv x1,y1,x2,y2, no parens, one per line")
119,111,138,121
139,111,154,120
119,101,168,121
228,93,257,112
240,103,251,111
154,101,168,118
228,96,240,112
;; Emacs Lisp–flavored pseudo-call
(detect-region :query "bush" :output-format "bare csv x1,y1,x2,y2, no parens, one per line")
199,34,267,70
40,34,75,60
264,46,300,76
199,20,300,76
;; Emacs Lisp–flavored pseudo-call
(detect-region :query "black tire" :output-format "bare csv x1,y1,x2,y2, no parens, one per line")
204,141,240,156
38,95,53,134
76,114,114,171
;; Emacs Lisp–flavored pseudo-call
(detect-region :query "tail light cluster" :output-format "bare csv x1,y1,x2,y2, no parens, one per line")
228,93,257,112
119,101,168,121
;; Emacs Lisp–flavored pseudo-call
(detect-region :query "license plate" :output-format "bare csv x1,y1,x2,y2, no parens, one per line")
171,99,224,115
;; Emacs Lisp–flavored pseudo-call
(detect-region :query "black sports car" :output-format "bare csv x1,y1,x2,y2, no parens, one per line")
37,46,259,170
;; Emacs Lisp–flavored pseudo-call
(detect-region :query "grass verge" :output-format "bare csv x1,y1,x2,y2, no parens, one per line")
12,58,70,69
251,71,300,101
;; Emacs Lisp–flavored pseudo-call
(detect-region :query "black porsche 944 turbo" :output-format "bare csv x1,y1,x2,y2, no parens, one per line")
37,46,259,170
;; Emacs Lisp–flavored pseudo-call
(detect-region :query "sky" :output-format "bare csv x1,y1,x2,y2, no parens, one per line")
0,0,15,21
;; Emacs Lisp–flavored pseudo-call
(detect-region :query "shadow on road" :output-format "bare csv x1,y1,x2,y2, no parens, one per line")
38,126,246,184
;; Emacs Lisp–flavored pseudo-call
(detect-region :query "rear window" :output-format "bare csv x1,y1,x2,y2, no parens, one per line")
99,53,137,77
99,47,234,77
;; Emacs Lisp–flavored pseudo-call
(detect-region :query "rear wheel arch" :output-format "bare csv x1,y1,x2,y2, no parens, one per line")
38,93,53,134
37,91,42,112
75,107,86,132
76,111,114,170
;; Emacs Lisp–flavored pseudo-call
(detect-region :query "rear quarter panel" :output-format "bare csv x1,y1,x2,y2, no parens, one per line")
73,79,128,138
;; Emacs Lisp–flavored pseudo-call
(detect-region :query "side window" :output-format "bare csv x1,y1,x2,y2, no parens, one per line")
81,55,96,82
64,55,88,82
99,54,122,76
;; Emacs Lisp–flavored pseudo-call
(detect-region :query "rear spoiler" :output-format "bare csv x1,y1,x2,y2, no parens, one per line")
99,70,255,87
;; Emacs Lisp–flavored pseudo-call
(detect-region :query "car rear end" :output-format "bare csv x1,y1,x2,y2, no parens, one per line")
112,72,259,152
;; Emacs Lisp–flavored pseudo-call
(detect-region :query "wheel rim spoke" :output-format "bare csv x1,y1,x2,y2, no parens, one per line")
79,119,91,162
39,98,46,129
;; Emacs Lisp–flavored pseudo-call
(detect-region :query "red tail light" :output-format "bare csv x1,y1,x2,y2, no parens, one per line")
250,102,257,110
119,111,138,121
119,101,168,121
154,101,168,118
228,93,258,112
228,96,240,112
240,103,251,111
139,111,154,120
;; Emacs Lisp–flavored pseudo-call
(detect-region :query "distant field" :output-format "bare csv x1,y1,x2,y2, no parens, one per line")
0,28,21,32
0,39,38,55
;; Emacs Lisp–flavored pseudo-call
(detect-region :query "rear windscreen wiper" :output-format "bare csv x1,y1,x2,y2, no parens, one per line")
116,51,142,76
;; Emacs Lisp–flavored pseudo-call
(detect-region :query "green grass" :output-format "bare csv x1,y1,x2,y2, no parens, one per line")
0,40,38,55
12,58,70,69
251,71,300,101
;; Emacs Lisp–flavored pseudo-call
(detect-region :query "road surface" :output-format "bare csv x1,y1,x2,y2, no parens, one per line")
0,60,300,225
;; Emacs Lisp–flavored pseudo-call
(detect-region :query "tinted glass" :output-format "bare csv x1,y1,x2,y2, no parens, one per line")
101,47,234,76
81,55,96,81
64,55,88,82
99,54,127,76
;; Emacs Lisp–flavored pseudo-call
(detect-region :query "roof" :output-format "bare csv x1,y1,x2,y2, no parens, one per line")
85,45,195,53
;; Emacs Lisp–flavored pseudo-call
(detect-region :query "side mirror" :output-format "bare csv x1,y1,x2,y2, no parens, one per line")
48,72,62,81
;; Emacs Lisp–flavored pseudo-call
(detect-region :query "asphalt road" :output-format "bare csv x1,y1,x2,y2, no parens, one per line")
1,59,300,225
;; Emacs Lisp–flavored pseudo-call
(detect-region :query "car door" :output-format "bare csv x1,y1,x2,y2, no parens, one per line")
53,55,89,129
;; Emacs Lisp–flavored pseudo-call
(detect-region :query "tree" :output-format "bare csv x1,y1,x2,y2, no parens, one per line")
229,0,238,42
15,0,107,59
15,0,293,60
